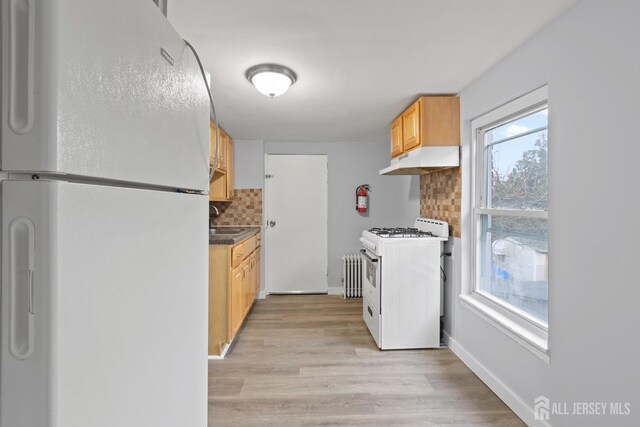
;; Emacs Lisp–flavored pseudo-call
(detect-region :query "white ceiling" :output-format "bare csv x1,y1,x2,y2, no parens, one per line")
168,0,578,142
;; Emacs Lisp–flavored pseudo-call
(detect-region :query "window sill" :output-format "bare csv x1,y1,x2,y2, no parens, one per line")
459,293,550,364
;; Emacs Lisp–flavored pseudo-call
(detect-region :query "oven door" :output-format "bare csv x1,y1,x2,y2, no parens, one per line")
360,249,381,312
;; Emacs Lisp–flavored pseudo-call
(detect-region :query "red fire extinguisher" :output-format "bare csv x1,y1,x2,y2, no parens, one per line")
356,185,371,213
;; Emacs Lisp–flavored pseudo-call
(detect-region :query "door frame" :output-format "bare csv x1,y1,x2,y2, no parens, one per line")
263,153,329,295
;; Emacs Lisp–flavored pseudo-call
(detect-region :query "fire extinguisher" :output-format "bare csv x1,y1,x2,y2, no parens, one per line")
356,184,371,213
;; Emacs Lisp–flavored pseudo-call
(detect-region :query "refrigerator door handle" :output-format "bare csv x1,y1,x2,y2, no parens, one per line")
28,269,34,315
8,216,36,360
8,0,35,135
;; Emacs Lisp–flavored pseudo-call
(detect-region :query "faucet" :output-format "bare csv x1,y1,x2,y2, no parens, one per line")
210,205,220,229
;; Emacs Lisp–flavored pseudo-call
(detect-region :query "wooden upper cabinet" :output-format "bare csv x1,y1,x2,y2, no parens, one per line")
226,137,234,199
390,96,460,159
217,129,228,172
422,96,460,147
209,121,217,167
401,100,421,151
208,126,235,202
209,173,226,202
390,116,403,158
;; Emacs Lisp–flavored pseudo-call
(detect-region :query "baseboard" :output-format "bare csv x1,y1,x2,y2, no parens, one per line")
448,336,552,427
260,288,356,297
328,286,343,295
207,335,236,361
442,330,451,347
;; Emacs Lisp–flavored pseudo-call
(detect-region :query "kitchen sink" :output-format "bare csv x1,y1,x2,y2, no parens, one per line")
209,228,245,235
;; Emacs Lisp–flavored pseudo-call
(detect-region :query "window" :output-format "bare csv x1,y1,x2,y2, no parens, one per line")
464,86,549,360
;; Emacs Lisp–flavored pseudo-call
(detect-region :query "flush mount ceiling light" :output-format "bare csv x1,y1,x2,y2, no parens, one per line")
245,64,297,98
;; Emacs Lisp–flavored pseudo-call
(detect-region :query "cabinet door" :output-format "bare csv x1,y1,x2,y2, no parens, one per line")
244,255,251,309
253,251,260,297
390,116,403,158
209,121,217,167
253,251,259,297
248,253,255,305
209,173,227,202
226,138,234,200
217,130,227,172
230,265,244,337
402,100,421,151
231,242,244,268
243,259,251,315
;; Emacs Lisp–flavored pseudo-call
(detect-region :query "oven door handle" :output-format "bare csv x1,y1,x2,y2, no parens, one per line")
360,249,378,263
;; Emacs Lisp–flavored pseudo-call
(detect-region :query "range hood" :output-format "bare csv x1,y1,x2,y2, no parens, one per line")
379,146,460,175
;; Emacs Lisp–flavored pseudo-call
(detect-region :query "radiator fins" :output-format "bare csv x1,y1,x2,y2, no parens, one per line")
342,253,363,298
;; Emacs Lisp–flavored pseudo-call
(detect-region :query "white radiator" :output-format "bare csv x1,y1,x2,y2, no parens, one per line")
342,253,363,298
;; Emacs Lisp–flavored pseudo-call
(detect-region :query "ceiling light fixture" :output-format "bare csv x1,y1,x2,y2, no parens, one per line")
245,64,297,98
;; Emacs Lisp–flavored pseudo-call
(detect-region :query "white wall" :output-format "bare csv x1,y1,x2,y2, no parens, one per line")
451,1,640,426
233,140,264,189
233,139,419,293
264,140,420,290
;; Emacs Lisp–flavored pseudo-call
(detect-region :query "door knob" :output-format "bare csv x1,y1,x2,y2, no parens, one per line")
269,220,276,228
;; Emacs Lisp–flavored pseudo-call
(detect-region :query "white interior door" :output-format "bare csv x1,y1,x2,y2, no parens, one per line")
265,155,328,294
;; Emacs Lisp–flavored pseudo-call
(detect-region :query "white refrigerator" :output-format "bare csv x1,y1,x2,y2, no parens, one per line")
1,0,209,426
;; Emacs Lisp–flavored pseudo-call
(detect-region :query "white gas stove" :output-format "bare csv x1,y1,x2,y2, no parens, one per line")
359,218,448,350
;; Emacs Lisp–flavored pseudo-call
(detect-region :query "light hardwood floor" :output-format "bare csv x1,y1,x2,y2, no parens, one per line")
208,295,525,426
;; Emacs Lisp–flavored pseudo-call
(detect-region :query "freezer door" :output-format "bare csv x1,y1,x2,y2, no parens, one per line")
1,180,208,427
1,0,209,192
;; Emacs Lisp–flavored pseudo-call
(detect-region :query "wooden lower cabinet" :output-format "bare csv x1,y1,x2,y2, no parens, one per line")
242,258,251,317
253,251,260,296
209,232,261,356
247,252,259,308
230,263,244,338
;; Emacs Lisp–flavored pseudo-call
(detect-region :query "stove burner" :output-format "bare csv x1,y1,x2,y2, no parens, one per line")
368,227,436,238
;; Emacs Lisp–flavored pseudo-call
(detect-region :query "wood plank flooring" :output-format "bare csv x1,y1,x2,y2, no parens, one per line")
208,295,525,426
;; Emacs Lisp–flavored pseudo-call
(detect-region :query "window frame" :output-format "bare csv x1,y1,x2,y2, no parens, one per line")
461,85,550,362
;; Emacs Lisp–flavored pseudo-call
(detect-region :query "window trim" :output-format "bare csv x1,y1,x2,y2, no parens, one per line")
462,85,550,362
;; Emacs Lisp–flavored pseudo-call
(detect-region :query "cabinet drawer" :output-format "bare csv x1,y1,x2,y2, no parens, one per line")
231,242,244,268
244,235,257,255
363,295,381,348
255,232,261,248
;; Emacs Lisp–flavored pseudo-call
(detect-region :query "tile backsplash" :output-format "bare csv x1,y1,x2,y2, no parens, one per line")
420,167,461,238
210,188,262,226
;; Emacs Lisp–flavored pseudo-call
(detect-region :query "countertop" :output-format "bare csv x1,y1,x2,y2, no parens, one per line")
209,227,260,245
